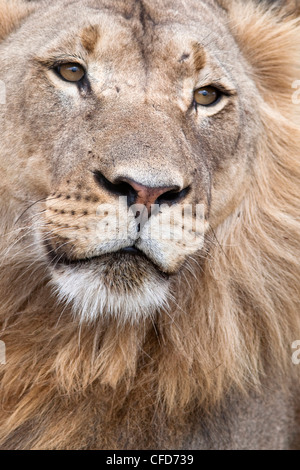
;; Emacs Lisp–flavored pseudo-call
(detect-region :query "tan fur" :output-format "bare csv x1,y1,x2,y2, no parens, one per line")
0,0,299,449
0,0,36,41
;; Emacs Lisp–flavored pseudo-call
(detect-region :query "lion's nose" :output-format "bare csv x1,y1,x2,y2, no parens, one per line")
123,179,189,213
94,171,190,214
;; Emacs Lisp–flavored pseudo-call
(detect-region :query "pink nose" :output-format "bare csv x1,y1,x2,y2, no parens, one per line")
94,171,190,215
128,180,179,213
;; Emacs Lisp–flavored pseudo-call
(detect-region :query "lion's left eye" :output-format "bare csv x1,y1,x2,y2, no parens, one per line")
55,63,86,82
193,86,220,106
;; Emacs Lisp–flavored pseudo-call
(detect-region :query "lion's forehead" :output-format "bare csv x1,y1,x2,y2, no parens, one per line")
53,0,226,30
25,0,235,68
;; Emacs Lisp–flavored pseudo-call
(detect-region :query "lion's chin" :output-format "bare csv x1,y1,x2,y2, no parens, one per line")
50,252,170,324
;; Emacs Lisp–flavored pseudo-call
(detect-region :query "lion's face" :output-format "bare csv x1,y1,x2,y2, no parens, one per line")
0,0,261,322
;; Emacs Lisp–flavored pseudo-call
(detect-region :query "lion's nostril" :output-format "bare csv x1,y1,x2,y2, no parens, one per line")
94,171,136,203
156,186,191,205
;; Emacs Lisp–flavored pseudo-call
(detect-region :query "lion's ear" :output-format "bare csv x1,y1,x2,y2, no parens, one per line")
0,0,36,42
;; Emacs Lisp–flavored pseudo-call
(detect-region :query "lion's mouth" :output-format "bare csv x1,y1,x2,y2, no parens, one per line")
45,241,166,274
64,248,147,267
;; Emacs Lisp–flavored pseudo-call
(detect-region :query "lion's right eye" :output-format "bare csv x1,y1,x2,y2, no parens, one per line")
55,63,86,82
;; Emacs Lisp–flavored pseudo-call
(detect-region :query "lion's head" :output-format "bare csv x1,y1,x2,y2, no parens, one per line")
0,0,264,322
0,0,299,450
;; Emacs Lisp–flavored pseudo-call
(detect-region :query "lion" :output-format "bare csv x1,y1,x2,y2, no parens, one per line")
0,0,299,450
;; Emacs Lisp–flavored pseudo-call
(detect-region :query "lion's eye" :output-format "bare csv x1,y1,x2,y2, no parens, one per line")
56,63,86,82
193,86,220,106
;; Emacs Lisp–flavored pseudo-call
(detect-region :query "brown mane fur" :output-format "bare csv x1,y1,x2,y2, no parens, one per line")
0,0,300,449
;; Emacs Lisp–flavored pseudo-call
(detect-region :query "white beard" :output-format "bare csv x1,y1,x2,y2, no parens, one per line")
51,259,170,324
